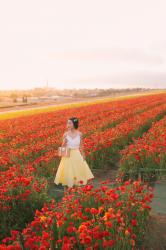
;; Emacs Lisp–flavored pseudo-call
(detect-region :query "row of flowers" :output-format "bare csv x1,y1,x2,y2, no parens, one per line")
0,163,49,240
0,179,153,249
119,114,166,177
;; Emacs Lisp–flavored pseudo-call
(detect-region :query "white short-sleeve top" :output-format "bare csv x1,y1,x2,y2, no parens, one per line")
66,133,81,149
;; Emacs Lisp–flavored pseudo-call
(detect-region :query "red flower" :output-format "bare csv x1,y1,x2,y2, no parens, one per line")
131,219,137,226
105,221,112,228
90,208,98,215
103,239,115,247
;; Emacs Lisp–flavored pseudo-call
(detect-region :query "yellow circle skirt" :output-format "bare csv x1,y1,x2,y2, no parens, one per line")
54,148,94,187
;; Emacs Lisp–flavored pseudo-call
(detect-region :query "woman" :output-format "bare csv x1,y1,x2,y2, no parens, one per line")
54,117,94,190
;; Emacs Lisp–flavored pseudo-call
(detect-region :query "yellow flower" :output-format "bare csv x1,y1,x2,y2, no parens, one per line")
39,216,47,222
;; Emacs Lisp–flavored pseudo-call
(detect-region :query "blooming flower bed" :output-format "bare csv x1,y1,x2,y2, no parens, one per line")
0,164,49,240
0,179,153,250
119,115,166,178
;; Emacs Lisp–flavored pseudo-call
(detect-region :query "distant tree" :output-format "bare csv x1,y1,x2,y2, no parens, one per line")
22,95,28,103
10,93,18,103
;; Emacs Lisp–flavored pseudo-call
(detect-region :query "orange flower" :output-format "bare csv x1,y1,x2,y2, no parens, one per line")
130,239,135,246
78,224,88,233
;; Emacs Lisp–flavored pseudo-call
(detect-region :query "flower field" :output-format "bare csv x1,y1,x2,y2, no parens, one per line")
0,92,166,249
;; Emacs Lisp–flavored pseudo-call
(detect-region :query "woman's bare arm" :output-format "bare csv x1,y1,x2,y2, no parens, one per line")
61,132,68,147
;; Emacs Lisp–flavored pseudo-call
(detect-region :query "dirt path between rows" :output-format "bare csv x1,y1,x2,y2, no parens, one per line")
143,213,166,250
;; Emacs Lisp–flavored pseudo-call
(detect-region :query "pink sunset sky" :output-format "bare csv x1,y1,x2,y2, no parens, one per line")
0,0,166,90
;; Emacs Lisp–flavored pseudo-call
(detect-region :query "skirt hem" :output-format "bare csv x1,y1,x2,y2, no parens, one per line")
54,148,94,188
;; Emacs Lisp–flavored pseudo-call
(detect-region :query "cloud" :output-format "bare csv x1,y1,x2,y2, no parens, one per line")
61,70,166,89
49,48,164,66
